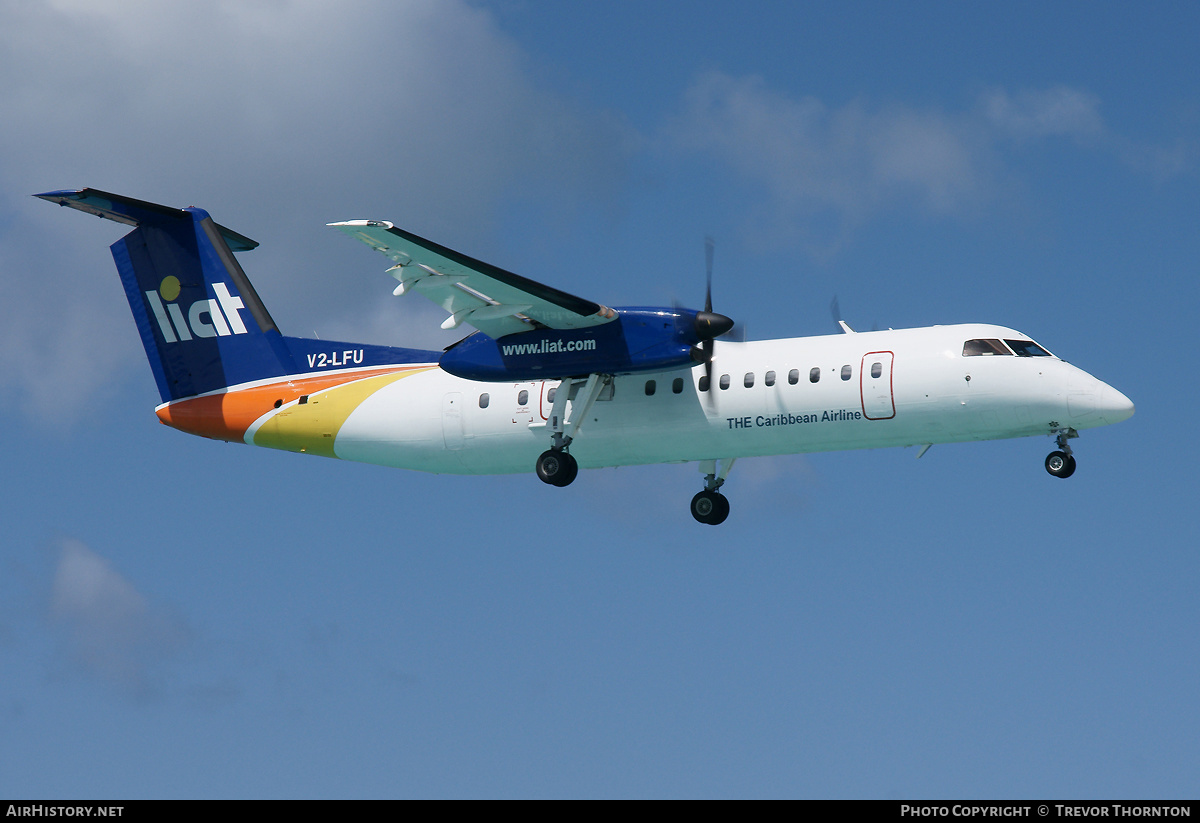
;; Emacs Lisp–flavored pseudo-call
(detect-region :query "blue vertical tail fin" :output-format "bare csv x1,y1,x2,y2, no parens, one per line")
36,189,295,402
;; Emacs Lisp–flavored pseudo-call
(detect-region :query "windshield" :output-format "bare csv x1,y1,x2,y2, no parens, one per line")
963,337,1054,357
962,338,1011,356
1005,339,1052,357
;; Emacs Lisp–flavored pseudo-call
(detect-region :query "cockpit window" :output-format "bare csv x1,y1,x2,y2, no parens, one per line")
1005,339,1052,357
962,338,1011,357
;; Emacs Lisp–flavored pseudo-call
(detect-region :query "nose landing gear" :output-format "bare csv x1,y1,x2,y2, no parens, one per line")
692,458,736,525
691,490,729,525
1045,427,1078,479
1045,450,1076,478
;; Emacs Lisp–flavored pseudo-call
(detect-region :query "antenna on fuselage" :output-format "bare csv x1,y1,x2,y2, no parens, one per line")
830,295,855,334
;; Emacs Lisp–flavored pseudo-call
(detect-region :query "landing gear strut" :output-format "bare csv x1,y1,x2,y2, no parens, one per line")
692,458,736,525
1045,427,1078,479
535,373,610,488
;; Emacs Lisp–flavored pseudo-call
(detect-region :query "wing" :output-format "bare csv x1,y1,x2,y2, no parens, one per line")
329,220,616,339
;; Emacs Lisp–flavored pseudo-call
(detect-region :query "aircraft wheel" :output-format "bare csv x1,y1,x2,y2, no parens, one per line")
1045,451,1076,479
536,449,578,487
691,490,730,525
559,452,579,486
712,493,730,524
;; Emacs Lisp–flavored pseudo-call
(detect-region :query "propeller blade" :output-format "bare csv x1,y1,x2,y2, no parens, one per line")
704,337,714,389
698,235,732,402
696,236,733,339
704,235,714,313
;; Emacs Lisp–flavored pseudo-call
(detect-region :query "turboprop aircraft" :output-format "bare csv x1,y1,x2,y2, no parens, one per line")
38,188,1134,525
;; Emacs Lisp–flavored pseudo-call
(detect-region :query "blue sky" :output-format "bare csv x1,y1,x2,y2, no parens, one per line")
1,0,1197,798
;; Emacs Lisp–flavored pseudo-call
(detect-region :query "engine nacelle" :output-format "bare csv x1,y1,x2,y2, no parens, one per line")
438,308,710,381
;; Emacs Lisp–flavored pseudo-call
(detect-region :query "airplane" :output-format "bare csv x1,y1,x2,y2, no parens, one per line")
37,188,1135,525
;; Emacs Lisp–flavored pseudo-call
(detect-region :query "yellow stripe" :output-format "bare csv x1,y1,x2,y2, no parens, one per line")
252,368,431,457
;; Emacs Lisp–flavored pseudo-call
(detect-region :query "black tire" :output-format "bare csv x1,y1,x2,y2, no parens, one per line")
691,491,730,525
1062,454,1076,478
710,493,730,525
1045,451,1076,478
559,452,579,486
536,449,577,487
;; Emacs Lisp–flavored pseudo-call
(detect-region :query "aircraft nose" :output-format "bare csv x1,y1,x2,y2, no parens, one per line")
1098,384,1135,425
1067,372,1134,426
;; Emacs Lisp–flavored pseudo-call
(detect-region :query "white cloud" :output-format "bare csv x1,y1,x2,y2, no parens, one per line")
0,0,631,421
982,86,1105,141
667,72,991,248
49,539,189,696
667,72,1193,251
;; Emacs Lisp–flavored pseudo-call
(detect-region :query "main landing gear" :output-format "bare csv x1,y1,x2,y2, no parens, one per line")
691,458,736,525
533,371,739,524
1045,427,1078,479
534,373,610,489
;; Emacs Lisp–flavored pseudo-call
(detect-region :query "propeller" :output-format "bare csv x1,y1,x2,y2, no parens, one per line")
693,236,735,391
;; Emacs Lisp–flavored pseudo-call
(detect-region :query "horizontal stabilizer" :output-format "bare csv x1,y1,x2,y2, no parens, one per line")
35,188,258,251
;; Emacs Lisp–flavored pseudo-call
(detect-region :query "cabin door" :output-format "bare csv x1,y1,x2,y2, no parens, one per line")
860,352,895,420
441,392,465,449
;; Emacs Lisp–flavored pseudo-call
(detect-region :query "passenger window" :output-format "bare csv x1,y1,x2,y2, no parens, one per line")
517,389,528,405
841,365,852,381
871,362,882,379
744,372,754,388
765,370,776,387
699,375,709,392
963,338,1011,356
645,380,656,396
788,369,799,385
719,374,730,390
810,368,820,383
672,377,684,394
1005,339,1052,357
479,393,490,409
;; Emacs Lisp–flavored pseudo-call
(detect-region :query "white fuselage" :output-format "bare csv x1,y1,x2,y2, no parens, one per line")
266,323,1132,475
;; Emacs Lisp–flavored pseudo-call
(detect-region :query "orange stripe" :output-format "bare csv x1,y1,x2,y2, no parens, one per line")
155,366,426,441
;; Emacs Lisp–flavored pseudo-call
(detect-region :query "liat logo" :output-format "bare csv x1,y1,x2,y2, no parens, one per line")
145,276,248,343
